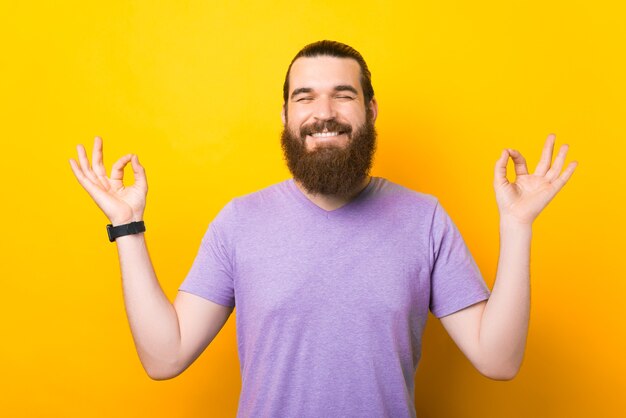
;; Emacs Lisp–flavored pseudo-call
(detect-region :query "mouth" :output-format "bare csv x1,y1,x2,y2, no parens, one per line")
305,131,348,147
301,122,352,143
309,131,343,138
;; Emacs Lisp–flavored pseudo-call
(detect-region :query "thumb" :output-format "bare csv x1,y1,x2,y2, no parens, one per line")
494,149,510,188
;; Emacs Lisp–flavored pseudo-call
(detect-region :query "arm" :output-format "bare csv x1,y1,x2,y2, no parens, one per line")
440,221,531,380
115,233,233,380
70,137,232,380
440,134,577,380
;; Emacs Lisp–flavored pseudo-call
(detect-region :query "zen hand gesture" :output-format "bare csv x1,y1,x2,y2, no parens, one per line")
69,137,147,226
494,134,577,225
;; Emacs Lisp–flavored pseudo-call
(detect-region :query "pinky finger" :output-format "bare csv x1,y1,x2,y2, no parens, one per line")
552,161,578,192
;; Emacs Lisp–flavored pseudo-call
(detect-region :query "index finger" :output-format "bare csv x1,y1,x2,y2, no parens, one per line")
110,154,133,182
507,149,529,176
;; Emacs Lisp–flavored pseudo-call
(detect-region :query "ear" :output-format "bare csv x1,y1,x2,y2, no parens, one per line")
281,104,286,126
368,97,379,122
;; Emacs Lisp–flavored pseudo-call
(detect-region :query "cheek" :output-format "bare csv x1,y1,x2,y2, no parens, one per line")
286,109,310,131
349,105,368,123
285,119,302,138
287,107,309,123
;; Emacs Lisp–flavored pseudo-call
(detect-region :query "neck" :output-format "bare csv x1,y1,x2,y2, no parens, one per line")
294,175,372,211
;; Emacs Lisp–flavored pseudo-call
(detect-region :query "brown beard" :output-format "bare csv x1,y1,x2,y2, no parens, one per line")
280,109,377,196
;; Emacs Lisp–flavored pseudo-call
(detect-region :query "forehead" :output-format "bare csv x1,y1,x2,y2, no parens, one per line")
288,56,362,95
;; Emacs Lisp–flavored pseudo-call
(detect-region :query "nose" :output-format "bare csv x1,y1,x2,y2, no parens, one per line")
312,96,336,121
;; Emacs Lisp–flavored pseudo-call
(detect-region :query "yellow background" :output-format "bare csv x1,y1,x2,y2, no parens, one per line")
1,1,624,417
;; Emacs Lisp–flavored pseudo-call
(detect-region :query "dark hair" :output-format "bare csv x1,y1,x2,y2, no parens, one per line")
282,40,375,106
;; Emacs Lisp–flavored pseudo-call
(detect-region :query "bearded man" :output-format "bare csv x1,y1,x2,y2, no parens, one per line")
70,40,577,418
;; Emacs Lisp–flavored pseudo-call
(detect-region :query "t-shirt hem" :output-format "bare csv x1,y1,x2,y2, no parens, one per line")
178,288,236,308
432,290,490,318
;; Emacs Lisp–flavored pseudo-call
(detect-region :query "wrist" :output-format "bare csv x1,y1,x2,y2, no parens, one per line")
111,213,144,227
499,217,533,237
499,209,532,224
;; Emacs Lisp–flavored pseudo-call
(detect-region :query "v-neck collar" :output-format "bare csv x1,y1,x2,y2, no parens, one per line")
286,177,378,219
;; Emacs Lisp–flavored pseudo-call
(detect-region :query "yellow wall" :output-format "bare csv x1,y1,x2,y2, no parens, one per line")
1,1,624,417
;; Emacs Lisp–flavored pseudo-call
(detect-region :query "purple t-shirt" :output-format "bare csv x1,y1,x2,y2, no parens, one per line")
179,177,490,418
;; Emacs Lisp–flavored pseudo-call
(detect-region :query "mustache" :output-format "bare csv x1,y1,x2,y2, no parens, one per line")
299,120,353,139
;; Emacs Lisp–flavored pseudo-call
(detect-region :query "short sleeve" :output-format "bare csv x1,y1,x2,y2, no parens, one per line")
178,201,236,307
429,200,490,318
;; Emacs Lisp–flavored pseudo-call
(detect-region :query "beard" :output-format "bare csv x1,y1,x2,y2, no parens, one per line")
280,109,377,196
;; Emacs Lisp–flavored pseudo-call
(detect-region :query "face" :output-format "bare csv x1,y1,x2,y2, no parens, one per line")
281,56,378,196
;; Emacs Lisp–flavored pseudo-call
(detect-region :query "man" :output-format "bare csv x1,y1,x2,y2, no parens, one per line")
70,40,577,418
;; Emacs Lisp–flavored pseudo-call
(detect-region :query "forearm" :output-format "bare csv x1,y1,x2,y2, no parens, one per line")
115,233,182,379
478,218,532,379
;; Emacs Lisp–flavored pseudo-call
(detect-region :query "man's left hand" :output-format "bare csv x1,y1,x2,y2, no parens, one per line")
494,133,578,225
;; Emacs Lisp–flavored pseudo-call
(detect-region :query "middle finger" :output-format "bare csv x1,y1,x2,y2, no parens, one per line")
534,134,556,176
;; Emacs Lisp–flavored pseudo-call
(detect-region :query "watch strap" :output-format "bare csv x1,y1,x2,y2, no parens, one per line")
107,221,146,242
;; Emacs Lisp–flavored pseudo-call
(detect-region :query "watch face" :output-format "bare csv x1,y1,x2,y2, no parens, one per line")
106,224,115,242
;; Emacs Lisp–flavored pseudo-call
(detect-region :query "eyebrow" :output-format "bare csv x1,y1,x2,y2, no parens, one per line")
290,87,313,99
334,85,358,95
290,85,359,99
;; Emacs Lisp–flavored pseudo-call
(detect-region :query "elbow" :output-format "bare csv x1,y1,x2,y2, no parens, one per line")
474,348,525,381
478,362,521,381
482,368,519,381
142,358,185,381
145,369,181,381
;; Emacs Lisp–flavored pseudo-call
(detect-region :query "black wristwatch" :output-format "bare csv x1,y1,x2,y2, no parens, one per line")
106,221,146,242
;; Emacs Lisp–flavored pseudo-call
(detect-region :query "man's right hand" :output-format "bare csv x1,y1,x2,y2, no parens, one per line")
69,136,147,225
69,136,232,380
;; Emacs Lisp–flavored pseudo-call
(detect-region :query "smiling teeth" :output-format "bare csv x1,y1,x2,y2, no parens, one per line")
311,132,340,138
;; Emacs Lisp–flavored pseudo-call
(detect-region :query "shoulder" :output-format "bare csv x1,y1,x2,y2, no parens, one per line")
230,179,291,210
214,179,294,225
204,180,291,241
372,176,440,213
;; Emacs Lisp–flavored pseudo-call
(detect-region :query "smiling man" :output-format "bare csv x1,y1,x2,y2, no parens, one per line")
280,51,377,198
70,40,577,418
